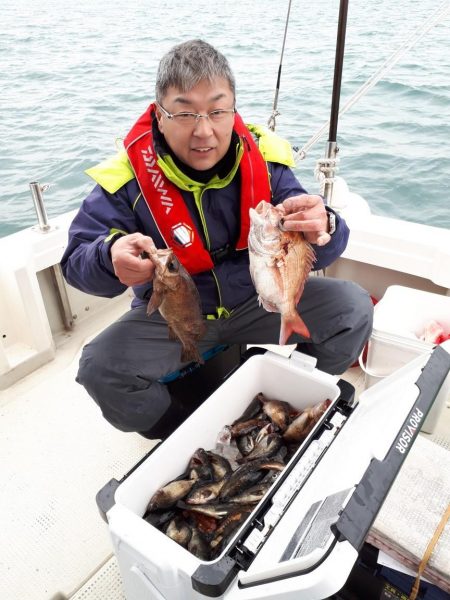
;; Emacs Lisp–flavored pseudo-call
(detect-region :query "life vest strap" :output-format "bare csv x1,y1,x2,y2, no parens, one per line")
209,244,240,265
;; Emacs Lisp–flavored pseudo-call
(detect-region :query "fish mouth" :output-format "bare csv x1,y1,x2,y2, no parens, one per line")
252,200,285,228
249,206,273,229
157,250,175,267
249,205,282,246
249,207,263,224
254,200,271,216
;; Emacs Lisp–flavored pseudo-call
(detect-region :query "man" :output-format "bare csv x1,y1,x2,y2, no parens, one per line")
61,39,373,439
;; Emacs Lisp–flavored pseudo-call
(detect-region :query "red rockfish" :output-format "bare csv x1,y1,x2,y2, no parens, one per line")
147,248,206,363
248,200,316,344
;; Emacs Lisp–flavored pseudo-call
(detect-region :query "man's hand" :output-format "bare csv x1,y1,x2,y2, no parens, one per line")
110,233,157,286
280,194,331,246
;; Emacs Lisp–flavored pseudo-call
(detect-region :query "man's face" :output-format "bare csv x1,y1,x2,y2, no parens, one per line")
156,78,235,171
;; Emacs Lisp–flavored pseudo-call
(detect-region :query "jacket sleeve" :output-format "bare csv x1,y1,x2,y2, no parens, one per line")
268,162,349,270
61,184,135,297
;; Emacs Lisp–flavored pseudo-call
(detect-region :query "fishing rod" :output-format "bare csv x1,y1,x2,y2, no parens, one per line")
267,0,293,131
322,0,348,205
295,0,450,164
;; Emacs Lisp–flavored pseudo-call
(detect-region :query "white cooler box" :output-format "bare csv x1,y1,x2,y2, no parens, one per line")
361,285,450,432
98,345,450,600
362,285,450,387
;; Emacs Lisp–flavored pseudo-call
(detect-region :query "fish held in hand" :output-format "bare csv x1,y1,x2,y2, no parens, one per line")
146,248,206,363
248,200,316,344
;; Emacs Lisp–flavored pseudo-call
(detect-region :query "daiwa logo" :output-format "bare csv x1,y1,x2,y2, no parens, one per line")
141,145,173,214
171,223,194,247
395,407,423,454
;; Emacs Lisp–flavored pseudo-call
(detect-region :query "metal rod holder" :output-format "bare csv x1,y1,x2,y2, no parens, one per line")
323,141,339,206
28,181,74,330
29,181,51,232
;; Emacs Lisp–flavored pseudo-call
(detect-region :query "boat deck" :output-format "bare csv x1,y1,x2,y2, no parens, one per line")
1,300,448,600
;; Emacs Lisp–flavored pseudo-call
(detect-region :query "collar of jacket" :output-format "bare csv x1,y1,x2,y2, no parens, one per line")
157,141,244,194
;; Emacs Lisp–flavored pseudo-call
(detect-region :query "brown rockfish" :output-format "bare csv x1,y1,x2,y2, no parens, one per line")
147,247,206,363
248,200,316,344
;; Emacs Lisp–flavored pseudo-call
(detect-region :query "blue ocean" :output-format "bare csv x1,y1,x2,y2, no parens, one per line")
1,0,449,238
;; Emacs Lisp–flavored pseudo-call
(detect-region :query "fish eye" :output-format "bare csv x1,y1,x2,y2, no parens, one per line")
167,256,181,273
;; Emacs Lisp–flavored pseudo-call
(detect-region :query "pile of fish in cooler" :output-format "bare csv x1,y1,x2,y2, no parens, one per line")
143,392,331,561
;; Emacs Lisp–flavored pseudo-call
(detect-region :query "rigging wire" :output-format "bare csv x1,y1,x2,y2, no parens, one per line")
294,0,450,161
267,0,293,131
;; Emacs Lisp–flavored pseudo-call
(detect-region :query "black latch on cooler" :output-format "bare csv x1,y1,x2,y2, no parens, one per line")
192,555,240,597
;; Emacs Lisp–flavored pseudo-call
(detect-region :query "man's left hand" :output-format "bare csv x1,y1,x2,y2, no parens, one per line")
280,194,331,246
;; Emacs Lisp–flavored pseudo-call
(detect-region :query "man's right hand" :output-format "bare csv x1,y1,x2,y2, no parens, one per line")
110,233,157,287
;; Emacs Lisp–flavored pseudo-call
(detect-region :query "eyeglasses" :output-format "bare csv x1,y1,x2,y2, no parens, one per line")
156,103,236,126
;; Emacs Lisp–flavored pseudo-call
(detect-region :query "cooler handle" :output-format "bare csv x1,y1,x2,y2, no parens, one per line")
358,346,386,380
332,345,450,551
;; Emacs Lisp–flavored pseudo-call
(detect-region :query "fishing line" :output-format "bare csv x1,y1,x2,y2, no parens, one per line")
294,0,450,161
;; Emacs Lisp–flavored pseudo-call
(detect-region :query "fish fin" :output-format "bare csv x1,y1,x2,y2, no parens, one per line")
181,343,204,365
185,320,207,339
305,242,316,268
279,312,310,344
147,290,163,316
259,296,278,312
168,326,177,340
293,243,316,305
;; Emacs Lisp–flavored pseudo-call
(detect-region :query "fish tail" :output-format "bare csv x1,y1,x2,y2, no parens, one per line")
279,312,310,345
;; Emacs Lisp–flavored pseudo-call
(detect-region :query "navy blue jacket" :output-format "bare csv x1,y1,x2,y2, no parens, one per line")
61,162,349,315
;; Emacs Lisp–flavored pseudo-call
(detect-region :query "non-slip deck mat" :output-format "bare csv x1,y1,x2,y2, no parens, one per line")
0,340,155,600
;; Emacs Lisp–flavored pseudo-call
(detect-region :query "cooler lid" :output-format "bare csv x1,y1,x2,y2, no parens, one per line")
191,345,450,599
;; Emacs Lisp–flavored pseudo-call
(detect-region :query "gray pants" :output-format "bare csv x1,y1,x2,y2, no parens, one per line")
77,278,373,434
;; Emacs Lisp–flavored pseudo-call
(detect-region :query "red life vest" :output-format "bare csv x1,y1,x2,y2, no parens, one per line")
123,103,271,275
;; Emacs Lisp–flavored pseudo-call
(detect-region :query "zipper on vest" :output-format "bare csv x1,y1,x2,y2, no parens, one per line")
209,270,233,319
211,270,222,307
132,192,142,211
193,187,211,250
195,187,227,316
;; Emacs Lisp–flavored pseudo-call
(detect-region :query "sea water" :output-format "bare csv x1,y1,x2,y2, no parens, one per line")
1,0,449,238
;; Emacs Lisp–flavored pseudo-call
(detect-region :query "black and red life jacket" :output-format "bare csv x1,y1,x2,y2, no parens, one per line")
123,103,271,275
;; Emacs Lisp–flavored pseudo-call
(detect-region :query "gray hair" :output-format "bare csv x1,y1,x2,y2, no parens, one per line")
155,39,236,103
